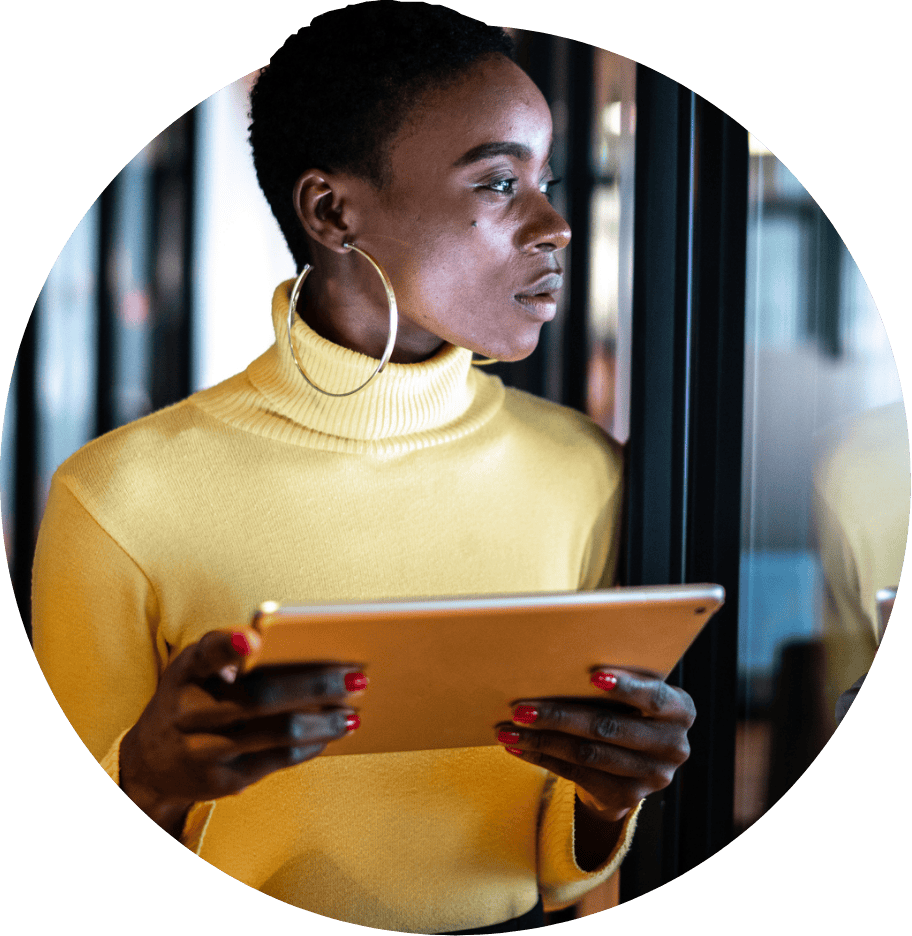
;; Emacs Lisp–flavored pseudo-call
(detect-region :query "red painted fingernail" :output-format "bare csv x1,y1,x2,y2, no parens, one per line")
592,671,618,691
345,714,361,732
230,632,252,656
505,747,524,756
345,672,369,692
512,705,539,724
498,730,521,745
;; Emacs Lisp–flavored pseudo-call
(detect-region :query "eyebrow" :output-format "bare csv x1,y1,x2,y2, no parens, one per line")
453,141,540,167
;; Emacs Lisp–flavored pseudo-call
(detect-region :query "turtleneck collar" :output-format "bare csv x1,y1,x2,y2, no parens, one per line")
190,281,505,454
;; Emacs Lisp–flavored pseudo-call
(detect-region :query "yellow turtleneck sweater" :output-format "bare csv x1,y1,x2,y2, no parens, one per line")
33,282,634,933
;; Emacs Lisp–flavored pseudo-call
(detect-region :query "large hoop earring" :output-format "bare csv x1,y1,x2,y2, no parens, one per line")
286,243,398,397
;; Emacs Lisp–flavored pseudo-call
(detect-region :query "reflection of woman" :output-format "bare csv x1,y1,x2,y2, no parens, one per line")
32,3,693,931
813,402,908,718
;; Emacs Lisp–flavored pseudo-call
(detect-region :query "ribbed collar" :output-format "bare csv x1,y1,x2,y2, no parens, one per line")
212,280,503,452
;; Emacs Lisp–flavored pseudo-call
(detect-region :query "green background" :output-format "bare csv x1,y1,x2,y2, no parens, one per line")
0,0,912,936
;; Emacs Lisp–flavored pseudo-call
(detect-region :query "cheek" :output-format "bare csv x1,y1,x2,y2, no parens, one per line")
382,212,516,316
394,232,471,296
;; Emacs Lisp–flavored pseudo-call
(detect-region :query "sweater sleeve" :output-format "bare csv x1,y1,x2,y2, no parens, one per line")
32,475,214,851
537,434,636,908
537,776,642,909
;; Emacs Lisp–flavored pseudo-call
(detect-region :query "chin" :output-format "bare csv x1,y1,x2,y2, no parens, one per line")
472,323,545,363
489,336,543,364
491,344,538,363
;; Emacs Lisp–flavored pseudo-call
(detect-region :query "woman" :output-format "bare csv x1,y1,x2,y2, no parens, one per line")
32,3,694,932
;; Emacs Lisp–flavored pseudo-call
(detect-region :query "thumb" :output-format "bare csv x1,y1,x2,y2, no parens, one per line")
179,628,264,684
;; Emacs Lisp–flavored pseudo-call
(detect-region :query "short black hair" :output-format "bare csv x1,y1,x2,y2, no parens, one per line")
249,1,515,270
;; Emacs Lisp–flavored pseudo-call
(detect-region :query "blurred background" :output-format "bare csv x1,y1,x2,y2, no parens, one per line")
1,27,905,920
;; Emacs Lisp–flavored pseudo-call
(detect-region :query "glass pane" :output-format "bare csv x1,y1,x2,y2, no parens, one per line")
587,49,635,442
192,74,291,393
35,206,99,508
735,138,906,832
109,148,154,426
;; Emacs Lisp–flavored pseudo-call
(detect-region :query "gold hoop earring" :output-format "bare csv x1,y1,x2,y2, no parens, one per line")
471,355,499,367
286,243,398,397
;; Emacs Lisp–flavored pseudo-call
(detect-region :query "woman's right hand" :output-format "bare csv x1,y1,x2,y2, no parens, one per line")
119,627,365,838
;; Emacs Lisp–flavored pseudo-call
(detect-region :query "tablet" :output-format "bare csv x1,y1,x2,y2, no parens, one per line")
244,583,725,755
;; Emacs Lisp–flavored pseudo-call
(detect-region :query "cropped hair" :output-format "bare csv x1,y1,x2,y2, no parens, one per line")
249,1,515,269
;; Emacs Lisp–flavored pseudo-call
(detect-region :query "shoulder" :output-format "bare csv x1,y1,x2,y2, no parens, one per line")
497,385,624,480
815,401,909,500
53,388,231,515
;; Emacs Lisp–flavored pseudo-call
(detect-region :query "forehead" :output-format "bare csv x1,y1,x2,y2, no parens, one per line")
388,56,554,171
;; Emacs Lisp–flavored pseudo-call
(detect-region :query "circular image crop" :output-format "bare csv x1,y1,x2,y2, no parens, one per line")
3,1,908,932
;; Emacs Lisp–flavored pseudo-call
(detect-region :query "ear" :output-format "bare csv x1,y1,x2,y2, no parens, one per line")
292,169,354,255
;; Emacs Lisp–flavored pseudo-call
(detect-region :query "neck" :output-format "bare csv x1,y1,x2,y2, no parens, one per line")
297,261,445,364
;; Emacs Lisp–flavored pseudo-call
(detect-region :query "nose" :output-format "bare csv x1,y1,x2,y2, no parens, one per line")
519,195,572,253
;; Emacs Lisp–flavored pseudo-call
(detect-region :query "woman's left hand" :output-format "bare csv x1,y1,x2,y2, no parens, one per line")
495,668,695,825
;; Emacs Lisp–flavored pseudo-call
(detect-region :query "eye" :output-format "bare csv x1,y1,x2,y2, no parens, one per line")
479,177,518,195
540,178,562,202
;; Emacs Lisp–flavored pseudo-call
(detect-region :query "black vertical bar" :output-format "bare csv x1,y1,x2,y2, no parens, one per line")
11,312,39,638
96,181,117,436
181,107,198,400
622,67,692,898
149,110,196,410
810,213,842,358
625,71,692,589
622,67,747,898
560,41,595,412
676,97,746,874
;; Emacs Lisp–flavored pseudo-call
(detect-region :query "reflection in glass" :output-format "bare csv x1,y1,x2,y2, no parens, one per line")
109,148,153,426
735,138,905,831
35,206,99,507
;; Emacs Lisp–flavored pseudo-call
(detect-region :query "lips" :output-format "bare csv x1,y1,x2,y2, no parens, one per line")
514,271,564,300
513,271,564,321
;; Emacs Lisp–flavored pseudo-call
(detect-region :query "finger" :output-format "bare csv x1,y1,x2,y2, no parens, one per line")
505,701,688,758
182,664,367,729
198,709,358,757
171,628,263,684
514,670,694,724
176,663,367,731
496,724,679,780
587,669,696,723
499,746,647,818
237,664,366,711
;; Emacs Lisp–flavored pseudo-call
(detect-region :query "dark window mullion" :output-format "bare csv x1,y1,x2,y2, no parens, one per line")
622,67,694,898
559,40,596,412
622,66,748,900
677,96,747,874
96,181,117,436
11,313,38,637
149,111,196,411
810,212,843,357
625,71,693,590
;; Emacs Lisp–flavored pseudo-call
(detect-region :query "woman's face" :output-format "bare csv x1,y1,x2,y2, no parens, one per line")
350,54,571,362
